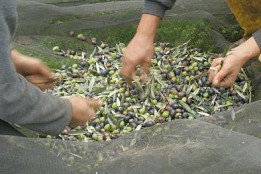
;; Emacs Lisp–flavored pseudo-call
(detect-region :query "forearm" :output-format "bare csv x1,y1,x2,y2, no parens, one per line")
232,35,261,64
135,14,161,43
0,9,72,135
0,53,73,135
11,50,24,74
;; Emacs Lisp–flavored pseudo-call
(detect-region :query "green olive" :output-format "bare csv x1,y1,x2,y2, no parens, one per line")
162,111,170,118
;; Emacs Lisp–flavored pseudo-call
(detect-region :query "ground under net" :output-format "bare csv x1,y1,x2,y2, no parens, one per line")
3,0,261,173
2,104,261,174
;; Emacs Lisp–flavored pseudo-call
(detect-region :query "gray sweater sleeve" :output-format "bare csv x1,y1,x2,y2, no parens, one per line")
253,29,261,50
143,0,176,18
0,1,72,135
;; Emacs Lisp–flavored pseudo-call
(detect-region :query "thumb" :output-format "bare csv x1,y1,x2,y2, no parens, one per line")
213,68,227,86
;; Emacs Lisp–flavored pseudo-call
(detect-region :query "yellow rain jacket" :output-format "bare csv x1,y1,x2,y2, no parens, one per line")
226,0,261,37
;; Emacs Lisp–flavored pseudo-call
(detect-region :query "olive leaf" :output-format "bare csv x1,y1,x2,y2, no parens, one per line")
95,63,100,74
186,84,194,94
116,97,121,107
230,108,236,121
189,93,204,102
116,44,122,54
197,112,210,117
236,90,246,100
107,113,119,127
92,86,107,95
195,106,207,112
179,100,196,117
193,56,205,62
243,82,248,93
108,89,118,98
156,102,166,110
135,125,142,131
154,75,167,88
89,47,97,58
68,130,88,136
88,77,96,94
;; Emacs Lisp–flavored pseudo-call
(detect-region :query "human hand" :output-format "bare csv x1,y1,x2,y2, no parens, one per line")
120,14,160,84
120,35,154,84
209,36,261,87
208,51,245,87
11,50,57,90
68,95,102,127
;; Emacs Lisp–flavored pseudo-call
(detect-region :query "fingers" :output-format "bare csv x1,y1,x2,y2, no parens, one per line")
26,74,57,83
86,99,102,112
36,82,56,91
141,58,151,75
34,60,54,79
120,58,136,84
26,74,57,90
215,76,234,88
208,57,224,83
213,69,237,87
212,67,229,86
68,96,102,127
140,59,151,82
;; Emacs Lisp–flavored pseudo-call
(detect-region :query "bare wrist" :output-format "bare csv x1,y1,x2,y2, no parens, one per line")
228,48,249,65
231,37,261,63
134,32,154,44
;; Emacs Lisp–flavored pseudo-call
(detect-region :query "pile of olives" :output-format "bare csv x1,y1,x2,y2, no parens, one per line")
48,41,251,142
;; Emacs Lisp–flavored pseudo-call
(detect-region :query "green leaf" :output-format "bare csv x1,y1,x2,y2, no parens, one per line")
193,56,206,61
230,108,235,121
243,82,248,93
108,89,118,98
90,47,97,57
189,94,204,102
95,63,100,73
92,86,107,95
186,84,194,94
179,100,196,117
197,112,210,117
135,125,142,131
116,44,122,54
150,78,156,98
88,77,95,94
68,130,87,136
156,102,166,110
236,90,246,100
154,75,168,88
107,114,119,127
116,97,121,107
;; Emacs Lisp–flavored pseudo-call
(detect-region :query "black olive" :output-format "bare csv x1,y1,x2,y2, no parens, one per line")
208,88,215,95
128,112,135,118
182,112,189,119
145,121,154,127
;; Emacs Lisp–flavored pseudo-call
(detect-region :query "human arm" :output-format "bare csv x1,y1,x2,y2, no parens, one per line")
0,4,100,135
121,0,176,82
209,29,261,87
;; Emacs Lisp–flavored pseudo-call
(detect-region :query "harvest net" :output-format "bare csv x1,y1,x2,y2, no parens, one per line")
3,0,261,173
